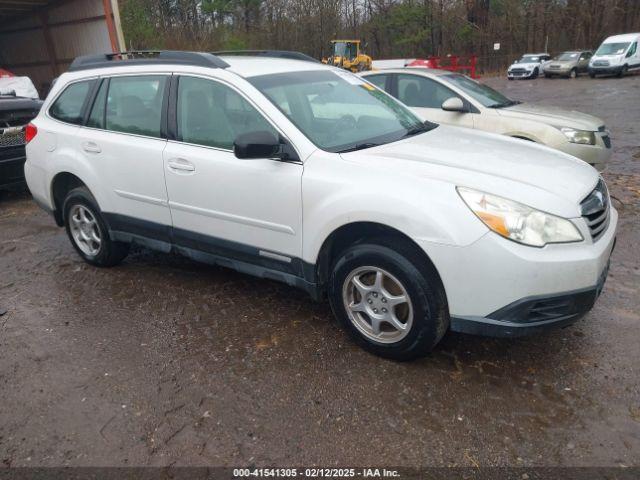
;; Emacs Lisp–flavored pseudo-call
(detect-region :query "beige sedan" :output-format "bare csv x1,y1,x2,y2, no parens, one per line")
360,68,611,170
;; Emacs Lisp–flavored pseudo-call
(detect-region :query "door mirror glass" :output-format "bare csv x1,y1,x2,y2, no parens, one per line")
441,97,466,112
234,130,281,159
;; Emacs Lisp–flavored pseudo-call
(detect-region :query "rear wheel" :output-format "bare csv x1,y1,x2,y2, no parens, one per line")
328,239,448,360
63,187,129,267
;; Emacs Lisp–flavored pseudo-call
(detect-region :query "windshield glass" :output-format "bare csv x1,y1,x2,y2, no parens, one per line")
443,73,517,108
556,52,579,61
249,70,434,153
333,42,356,60
596,42,630,55
518,55,540,63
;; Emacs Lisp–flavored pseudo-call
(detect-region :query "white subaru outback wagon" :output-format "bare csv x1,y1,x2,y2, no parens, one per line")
24,51,616,360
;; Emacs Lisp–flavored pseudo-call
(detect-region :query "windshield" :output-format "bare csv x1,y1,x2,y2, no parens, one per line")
596,42,630,55
443,73,518,108
555,52,580,61
518,55,540,63
333,42,357,60
249,70,434,153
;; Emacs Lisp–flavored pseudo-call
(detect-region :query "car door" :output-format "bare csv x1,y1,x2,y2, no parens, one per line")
163,74,303,266
578,52,591,72
76,74,172,239
393,73,474,128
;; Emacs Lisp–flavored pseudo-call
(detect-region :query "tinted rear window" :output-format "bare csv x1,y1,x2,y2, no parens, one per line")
49,80,91,124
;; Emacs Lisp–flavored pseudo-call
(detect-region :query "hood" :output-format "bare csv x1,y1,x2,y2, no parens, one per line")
496,102,603,130
509,62,539,69
341,125,598,218
547,59,577,67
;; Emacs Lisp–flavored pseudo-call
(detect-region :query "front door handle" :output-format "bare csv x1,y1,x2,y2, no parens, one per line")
82,141,101,153
167,159,196,173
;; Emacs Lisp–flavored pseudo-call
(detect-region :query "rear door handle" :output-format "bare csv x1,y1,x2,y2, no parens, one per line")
167,159,196,173
82,141,101,153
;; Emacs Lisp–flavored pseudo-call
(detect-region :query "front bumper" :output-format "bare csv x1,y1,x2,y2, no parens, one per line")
507,70,536,79
0,145,27,189
589,65,623,75
417,207,617,337
544,67,572,76
450,254,612,337
554,136,611,171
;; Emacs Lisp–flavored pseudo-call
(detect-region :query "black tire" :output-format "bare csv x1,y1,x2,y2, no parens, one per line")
507,77,514,81
63,186,129,267
618,65,628,78
569,68,577,79
589,71,596,78
532,67,539,78
328,238,449,361
544,73,552,78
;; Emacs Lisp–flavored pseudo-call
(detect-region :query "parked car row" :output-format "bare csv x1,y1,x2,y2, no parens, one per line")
23,50,616,360
361,68,611,170
507,32,640,79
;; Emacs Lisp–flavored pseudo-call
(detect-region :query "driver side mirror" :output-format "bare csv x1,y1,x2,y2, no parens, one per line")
234,130,299,162
441,97,466,112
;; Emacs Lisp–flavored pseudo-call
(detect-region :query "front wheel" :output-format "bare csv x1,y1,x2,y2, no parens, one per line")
63,187,129,267
618,65,628,78
532,68,539,78
328,239,448,360
569,68,577,79
589,71,596,78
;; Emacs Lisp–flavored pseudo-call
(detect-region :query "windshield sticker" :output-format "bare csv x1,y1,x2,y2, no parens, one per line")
334,70,366,85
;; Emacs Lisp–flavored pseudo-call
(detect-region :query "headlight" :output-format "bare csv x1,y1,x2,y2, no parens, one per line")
561,127,596,145
457,187,583,247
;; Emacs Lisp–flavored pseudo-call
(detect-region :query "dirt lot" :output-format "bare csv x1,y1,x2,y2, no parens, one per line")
1,74,639,469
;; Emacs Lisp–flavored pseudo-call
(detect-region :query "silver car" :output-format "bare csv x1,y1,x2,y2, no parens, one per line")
361,68,611,170
544,51,593,78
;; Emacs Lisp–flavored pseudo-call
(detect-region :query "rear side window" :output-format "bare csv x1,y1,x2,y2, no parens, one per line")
49,80,91,124
87,79,107,129
397,74,459,109
365,74,389,91
104,75,166,138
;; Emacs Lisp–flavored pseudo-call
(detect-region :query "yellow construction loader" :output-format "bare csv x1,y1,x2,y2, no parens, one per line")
322,40,372,72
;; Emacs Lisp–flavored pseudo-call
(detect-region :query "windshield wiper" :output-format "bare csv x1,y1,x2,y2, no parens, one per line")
403,120,437,138
337,142,380,153
488,99,521,109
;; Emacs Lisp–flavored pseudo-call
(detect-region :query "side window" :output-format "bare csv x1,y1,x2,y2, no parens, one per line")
177,76,278,150
365,74,389,92
49,80,91,124
105,75,166,138
397,74,459,109
628,42,637,56
86,79,107,129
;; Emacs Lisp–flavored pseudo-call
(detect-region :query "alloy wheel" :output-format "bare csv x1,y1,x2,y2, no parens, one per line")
69,204,102,257
342,266,414,344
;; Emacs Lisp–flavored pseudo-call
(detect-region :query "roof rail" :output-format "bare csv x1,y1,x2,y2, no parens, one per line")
212,50,320,63
68,51,230,72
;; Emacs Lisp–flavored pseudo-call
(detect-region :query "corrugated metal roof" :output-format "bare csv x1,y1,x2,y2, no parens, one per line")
0,0,56,23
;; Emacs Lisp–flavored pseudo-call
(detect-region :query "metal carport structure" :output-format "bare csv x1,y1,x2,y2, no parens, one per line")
0,0,125,96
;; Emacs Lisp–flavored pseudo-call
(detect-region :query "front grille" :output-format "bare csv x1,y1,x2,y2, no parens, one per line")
581,179,610,242
593,60,609,67
0,128,25,147
510,68,528,74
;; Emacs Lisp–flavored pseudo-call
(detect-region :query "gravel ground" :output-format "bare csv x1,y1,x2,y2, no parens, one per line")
0,74,639,469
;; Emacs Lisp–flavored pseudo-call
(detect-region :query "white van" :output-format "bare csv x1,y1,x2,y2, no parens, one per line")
589,33,640,77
